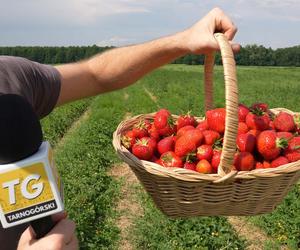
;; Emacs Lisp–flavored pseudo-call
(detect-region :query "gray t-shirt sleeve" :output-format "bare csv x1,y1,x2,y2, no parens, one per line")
0,56,61,118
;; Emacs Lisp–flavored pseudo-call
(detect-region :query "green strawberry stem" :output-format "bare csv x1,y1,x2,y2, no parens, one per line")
276,137,288,149
250,107,265,116
185,153,197,163
213,138,223,150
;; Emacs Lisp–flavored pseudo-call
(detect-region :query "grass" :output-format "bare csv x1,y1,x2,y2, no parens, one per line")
52,94,126,250
42,64,300,249
165,64,300,249
132,186,246,250
41,98,92,145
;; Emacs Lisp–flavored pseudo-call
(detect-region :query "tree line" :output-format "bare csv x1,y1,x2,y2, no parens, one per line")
0,45,113,64
174,44,300,66
0,44,299,66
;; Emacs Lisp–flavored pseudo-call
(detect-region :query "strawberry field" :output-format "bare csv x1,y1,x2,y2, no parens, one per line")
43,64,300,250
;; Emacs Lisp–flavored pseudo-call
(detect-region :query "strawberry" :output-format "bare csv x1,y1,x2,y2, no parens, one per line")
176,125,195,138
237,133,256,153
255,161,271,169
157,136,175,155
196,159,213,174
238,103,250,122
263,161,271,169
202,130,221,145
176,127,203,147
154,109,176,136
156,108,170,116
257,130,288,160
251,103,269,112
238,122,249,135
284,136,300,162
182,129,203,147
148,124,160,141
277,132,293,141
255,162,263,169
234,152,255,171
121,130,136,150
177,112,196,130
248,129,261,138
271,156,289,168
294,114,300,134
211,150,222,173
160,151,183,168
144,119,152,130
183,162,197,171
206,108,226,134
142,137,157,152
285,151,300,163
246,111,270,131
196,145,213,161
132,138,154,160
132,120,149,138
196,120,209,132
175,133,197,157
274,112,295,132
155,159,163,166
269,121,275,130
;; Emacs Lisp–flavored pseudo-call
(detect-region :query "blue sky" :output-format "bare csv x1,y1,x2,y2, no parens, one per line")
1,0,300,48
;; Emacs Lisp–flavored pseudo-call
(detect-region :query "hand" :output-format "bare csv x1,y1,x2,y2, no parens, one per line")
181,7,240,54
17,213,78,250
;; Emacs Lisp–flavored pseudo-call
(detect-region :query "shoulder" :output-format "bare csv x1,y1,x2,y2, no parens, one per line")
0,56,61,118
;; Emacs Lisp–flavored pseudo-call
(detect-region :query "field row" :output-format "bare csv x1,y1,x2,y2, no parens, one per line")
42,65,300,249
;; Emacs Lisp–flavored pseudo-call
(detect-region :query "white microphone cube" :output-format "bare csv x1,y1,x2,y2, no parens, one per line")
0,142,64,228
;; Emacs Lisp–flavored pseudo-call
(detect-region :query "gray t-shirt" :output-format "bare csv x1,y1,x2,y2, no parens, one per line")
0,56,61,250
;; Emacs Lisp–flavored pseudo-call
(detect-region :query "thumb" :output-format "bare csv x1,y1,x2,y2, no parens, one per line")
18,226,37,247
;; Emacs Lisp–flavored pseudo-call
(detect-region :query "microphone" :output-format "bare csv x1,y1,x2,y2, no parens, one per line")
0,94,64,239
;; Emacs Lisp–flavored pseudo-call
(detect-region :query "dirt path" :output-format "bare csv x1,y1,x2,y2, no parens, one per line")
54,108,91,153
143,87,159,107
227,216,288,250
108,163,142,250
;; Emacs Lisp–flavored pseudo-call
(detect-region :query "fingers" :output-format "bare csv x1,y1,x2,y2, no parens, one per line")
17,226,36,248
211,8,238,41
47,218,76,245
65,235,79,250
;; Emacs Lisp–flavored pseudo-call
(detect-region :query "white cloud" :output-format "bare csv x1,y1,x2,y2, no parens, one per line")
97,36,137,46
1,0,300,47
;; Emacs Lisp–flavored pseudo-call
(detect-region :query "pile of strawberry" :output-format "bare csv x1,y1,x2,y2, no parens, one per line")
121,103,300,174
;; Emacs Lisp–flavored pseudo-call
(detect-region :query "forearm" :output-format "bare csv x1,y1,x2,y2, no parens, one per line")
55,8,238,106
86,32,188,92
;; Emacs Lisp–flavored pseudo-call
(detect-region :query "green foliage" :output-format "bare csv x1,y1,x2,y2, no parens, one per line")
53,96,126,249
41,98,92,145
125,65,300,249
0,46,113,64
131,187,246,250
42,64,300,249
0,44,300,66
250,186,300,249
173,45,300,66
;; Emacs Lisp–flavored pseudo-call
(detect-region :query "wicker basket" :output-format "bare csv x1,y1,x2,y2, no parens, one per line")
113,33,300,217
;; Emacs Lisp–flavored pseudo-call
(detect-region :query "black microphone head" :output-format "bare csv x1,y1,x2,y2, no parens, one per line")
0,94,43,164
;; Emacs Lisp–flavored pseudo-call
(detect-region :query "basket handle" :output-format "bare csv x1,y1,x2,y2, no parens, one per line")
204,33,239,178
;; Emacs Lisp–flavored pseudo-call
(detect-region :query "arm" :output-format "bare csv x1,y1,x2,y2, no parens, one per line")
55,8,239,106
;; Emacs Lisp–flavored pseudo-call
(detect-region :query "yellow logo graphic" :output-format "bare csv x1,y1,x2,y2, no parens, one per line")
0,163,54,213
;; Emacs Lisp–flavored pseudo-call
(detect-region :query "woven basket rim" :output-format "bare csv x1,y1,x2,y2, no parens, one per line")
113,108,300,183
